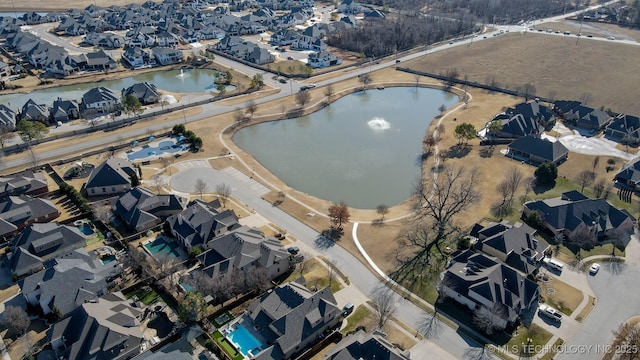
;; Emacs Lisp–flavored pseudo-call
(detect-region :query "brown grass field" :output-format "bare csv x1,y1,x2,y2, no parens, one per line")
0,0,154,11
403,32,640,115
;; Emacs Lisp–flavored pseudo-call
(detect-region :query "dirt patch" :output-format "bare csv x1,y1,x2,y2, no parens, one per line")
402,32,640,115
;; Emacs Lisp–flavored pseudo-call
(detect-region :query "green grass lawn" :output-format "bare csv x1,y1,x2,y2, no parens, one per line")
125,287,159,305
505,324,553,357
212,331,243,360
343,305,372,334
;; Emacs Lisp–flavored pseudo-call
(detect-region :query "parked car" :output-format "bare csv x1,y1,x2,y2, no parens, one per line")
589,263,600,274
299,84,316,91
539,304,562,322
342,303,354,316
543,257,564,272
287,246,300,254
279,78,288,84
287,56,294,60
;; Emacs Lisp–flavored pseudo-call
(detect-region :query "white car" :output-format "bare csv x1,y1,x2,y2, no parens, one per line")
589,263,600,274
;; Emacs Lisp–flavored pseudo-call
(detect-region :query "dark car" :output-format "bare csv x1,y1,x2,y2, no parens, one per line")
287,246,300,254
279,78,288,83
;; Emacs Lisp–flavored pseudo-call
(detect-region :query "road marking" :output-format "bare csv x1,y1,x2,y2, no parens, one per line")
222,167,270,196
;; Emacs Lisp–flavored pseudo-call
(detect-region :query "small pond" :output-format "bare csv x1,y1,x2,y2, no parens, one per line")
233,87,458,209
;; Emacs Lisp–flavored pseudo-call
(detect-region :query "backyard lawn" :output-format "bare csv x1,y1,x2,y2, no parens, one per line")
540,278,583,316
212,331,243,360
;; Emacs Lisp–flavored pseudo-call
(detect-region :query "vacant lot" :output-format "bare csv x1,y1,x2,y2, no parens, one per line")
403,32,640,115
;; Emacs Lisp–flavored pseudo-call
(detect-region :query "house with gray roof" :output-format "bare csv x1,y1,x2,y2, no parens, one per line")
472,221,550,276
308,51,342,68
196,225,290,280
83,50,118,71
523,191,636,240
52,98,80,123
0,170,48,198
615,157,640,190
84,32,125,49
47,291,146,360
0,195,60,239
0,104,16,131
20,248,123,317
123,82,159,105
9,223,88,277
82,86,121,114
605,114,640,144
507,135,569,165
122,46,156,68
114,186,188,232
20,98,51,125
86,157,137,197
166,199,240,249
242,280,341,360
152,47,183,65
492,101,555,139
323,329,410,360
563,105,612,131
440,251,540,330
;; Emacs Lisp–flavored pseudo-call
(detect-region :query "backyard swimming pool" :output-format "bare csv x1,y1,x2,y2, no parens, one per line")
144,237,183,260
227,324,264,357
78,223,95,236
127,140,188,161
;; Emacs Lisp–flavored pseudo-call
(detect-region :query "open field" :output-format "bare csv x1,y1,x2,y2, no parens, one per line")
403,32,640,115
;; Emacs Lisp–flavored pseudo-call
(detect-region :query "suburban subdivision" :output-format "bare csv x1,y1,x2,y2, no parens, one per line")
1,0,640,360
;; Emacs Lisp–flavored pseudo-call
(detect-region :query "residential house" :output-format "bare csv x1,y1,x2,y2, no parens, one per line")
0,104,16,131
82,86,121,113
122,46,156,68
440,251,540,330
123,82,159,105
0,195,60,239
291,26,327,51
20,248,123,317
246,46,274,64
0,61,10,78
84,50,118,71
364,9,386,20
83,32,125,48
615,157,640,190
243,280,342,360
155,30,179,48
86,157,137,197
552,100,582,117
564,105,612,131
196,225,291,280
605,114,640,144
47,291,146,360
323,329,411,360
114,186,188,232
491,101,555,139
152,47,183,65
20,99,51,125
166,199,240,249
51,98,80,123
9,223,88,277
337,0,366,14
507,135,569,165
308,51,342,68
128,31,155,48
270,29,299,46
471,221,550,276
0,170,48,198
523,190,636,240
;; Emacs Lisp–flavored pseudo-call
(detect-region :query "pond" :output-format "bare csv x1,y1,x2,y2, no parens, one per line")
0,68,235,108
233,87,458,209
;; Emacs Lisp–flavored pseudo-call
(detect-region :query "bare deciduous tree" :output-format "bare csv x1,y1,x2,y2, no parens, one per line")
371,283,397,328
568,224,597,261
324,84,335,103
414,165,481,257
245,100,258,119
295,90,311,108
592,156,600,174
92,203,114,224
523,176,536,202
463,345,494,360
195,178,208,199
1,306,30,336
358,73,372,91
161,156,173,175
593,178,607,198
473,304,507,335
579,92,593,106
246,266,271,294
327,259,338,289
609,322,640,359
376,204,389,222
519,82,536,102
28,147,39,169
328,202,350,230
0,127,12,148
576,170,595,192
215,183,232,208
151,174,163,193
233,108,245,123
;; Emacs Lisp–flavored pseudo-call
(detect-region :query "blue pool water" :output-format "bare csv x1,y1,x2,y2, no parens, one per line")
127,140,187,160
227,324,264,356
144,238,182,259
78,223,95,236
101,255,116,264
180,283,194,292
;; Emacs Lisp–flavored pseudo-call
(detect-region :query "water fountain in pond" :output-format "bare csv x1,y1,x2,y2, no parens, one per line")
367,117,391,131
177,68,187,79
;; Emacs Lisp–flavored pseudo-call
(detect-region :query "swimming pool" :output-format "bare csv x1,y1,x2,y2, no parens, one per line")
78,223,95,236
101,255,117,264
127,140,187,161
144,237,182,260
227,324,264,357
